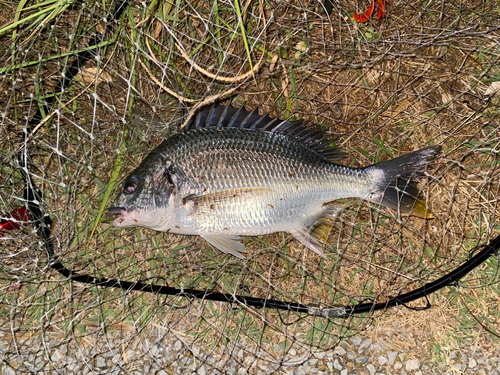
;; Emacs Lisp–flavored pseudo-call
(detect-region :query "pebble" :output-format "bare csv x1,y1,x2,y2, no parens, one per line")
173,340,182,352
51,349,63,361
470,358,478,368
295,366,306,375
151,345,160,357
333,359,342,371
96,357,106,367
406,359,419,371
334,346,346,355
378,355,387,365
350,337,362,346
2,327,498,375
387,351,398,365
360,339,373,351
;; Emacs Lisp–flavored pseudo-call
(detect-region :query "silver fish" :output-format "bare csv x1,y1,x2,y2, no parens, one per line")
108,105,441,259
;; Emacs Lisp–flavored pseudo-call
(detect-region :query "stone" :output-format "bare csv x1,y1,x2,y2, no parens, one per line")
96,357,106,367
378,356,387,365
151,345,160,357
334,346,346,356
350,337,362,346
387,351,398,365
103,350,115,358
51,349,63,362
360,339,373,350
469,358,478,368
173,340,182,352
333,359,342,371
366,363,376,374
405,359,420,371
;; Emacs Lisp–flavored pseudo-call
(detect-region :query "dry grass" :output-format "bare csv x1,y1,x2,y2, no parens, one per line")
1,0,500,372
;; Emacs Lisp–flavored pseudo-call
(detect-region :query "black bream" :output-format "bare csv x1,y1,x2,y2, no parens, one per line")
108,105,441,259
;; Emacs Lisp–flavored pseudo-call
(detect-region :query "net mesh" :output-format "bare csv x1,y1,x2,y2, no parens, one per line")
1,0,500,372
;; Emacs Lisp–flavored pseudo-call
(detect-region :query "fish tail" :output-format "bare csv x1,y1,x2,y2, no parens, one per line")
368,146,442,218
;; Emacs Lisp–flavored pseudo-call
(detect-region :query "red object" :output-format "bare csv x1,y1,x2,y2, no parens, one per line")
354,0,389,22
354,0,375,22
0,207,30,237
376,0,389,19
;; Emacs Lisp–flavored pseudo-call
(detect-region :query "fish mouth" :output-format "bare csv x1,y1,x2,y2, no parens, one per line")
107,206,127,216
107,206,130,226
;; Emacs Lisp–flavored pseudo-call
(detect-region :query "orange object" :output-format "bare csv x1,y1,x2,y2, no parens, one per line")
376,0,388,18
354,0,389,22
354,0,375,22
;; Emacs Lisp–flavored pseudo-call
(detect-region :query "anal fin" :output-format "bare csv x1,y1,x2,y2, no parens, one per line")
290,204,344,259
201,234,246,259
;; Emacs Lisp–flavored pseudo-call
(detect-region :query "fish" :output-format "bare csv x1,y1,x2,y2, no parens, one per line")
108,105,441,259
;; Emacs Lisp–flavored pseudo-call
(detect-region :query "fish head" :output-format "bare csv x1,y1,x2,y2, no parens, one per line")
108,159,177,229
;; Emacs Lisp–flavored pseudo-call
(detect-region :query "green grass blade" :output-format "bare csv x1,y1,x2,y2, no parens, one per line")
234,0,254,80
1,1,64,36
88,128,128,241
11,0,30,42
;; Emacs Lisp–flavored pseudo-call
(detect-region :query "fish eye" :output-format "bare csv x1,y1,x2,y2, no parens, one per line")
123,177,137,195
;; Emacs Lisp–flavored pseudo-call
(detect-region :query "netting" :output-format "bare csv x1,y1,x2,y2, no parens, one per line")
1,0,500,372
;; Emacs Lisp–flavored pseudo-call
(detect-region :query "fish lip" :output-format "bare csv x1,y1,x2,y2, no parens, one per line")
107,206,127,216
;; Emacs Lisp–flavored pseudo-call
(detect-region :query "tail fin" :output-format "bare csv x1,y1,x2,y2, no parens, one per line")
368,146,442,218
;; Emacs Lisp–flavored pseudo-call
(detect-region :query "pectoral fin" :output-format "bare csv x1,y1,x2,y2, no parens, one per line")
201,234,246,259
290,204,345,259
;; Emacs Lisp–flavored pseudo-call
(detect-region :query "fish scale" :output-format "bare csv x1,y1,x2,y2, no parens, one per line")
109,105,441,259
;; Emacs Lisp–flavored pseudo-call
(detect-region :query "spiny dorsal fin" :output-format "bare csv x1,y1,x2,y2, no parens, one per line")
183,104,344,162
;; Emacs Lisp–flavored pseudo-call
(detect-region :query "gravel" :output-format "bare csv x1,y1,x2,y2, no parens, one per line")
1,332,499,374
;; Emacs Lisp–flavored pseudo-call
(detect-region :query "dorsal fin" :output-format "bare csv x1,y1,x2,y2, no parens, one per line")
182,104,344,162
